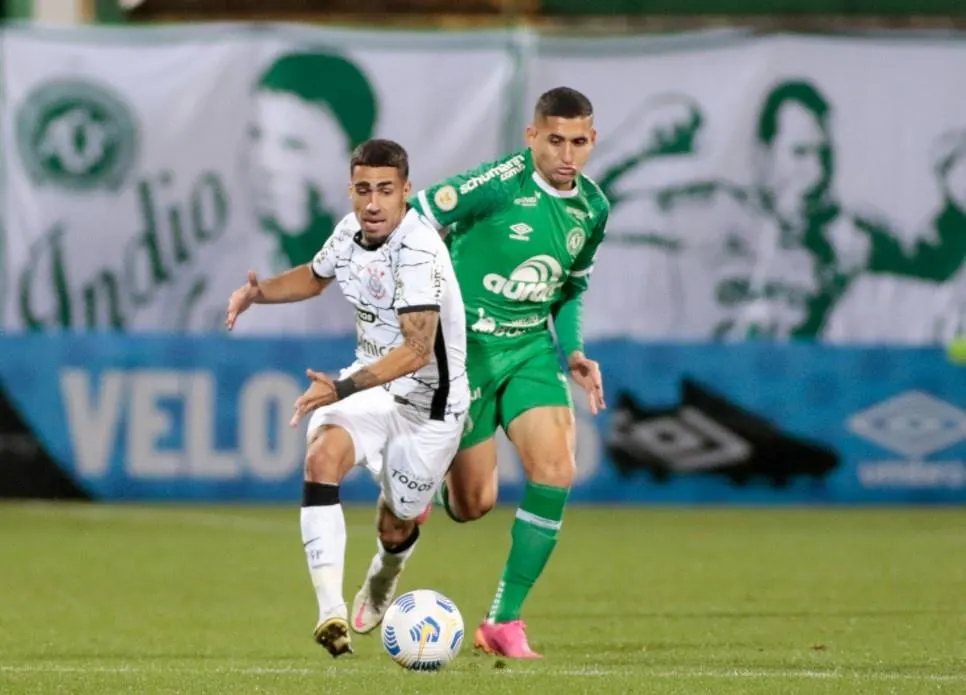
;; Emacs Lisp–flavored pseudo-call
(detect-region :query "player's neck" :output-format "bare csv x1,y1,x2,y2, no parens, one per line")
532,169,580,198
357,231,386,250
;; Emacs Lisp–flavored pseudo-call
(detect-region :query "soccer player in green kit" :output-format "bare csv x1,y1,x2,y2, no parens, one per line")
415,87,609,658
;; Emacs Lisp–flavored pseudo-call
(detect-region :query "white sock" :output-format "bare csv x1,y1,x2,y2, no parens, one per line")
300,503,347,624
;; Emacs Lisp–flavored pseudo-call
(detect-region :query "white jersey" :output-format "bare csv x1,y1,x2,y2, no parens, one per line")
311,208,469,420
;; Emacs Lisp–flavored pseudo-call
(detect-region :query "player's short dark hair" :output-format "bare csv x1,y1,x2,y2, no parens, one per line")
534,86,594,121
350,138,410,179
757,80,830,146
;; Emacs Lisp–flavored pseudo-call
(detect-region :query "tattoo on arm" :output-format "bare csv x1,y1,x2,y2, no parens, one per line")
399,309,439,359
344,309,439,392
348,366,380,390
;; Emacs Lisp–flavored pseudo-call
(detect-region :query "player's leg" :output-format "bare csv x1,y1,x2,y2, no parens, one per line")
436,421,500,522
301,389,390,657
352,413,463,632
435,348,502,523
350,496,423,634
476,348,574,659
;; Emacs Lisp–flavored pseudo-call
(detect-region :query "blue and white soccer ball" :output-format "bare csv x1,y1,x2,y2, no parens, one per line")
380,589,464,671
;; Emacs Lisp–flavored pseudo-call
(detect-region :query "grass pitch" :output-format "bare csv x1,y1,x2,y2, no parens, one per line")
1,503,964,694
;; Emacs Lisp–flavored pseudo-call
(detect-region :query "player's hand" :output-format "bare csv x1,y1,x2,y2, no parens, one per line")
568,351,606,415
290,369,339,427
225,271,263,331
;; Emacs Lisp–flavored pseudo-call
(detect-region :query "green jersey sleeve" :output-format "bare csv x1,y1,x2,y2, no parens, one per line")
409,150,529,230
553,208,608,358
568,208,608,294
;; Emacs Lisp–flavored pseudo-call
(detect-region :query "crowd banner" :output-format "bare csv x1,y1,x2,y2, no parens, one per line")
4,28,966,343
531,32,966,344
0,24,517,335
2,335,966,504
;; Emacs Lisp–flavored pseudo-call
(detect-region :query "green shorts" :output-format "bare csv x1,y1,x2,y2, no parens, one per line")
460,337,573,450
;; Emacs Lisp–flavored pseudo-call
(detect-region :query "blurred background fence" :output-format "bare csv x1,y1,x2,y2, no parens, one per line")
3,0,966,506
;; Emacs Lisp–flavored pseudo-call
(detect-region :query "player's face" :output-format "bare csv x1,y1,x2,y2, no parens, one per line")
767,102,831,218
350,166,411,243
250,91,349,235
527,116,596,189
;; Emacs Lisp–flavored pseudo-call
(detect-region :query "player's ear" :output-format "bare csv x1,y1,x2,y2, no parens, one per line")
346,183,353,199
525,124,538,146
590,128,598,145
403,179,412,196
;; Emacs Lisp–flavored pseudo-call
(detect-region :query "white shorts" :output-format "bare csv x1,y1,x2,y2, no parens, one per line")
306,387,463,520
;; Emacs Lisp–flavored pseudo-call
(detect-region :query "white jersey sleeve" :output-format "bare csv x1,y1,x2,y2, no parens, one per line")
394,221,444,313
311,215,355,278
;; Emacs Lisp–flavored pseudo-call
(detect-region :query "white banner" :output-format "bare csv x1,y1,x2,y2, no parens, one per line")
0,25,514,334
5,28,966,344
531,32,966,343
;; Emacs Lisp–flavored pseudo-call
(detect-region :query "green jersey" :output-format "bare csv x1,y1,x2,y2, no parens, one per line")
410,149,609,355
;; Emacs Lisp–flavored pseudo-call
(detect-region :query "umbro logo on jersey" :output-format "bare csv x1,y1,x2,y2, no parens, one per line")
509,223,533,241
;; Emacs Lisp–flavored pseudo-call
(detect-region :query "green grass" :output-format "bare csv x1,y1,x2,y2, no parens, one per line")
1,503,964,694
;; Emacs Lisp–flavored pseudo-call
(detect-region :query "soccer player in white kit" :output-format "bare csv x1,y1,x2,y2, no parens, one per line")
225,139,469,658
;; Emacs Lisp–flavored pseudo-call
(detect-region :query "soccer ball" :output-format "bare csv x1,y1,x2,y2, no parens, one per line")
380,589,464,671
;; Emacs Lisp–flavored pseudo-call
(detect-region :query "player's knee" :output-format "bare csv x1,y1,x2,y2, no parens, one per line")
527,457,576,488
303,425,355,483
450,482,497,521
304,439,344,484
509,407,577,487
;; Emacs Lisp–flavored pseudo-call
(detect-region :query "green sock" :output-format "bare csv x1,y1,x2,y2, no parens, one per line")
489,481,568,623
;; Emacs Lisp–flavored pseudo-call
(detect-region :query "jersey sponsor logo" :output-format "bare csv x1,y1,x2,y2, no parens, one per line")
470,307,546,337
357,308,376,323
434,185,458,212
430,258,442,297
566,227,587,256
359,335,391,358
390,468,434,493
458,154,526,195
482,255,564,303
508,223,533,241
566,207,591,221
514,194,540,207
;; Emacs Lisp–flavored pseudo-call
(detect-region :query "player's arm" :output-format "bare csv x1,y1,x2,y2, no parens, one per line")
226,236,337,330
254,264,333,304
408,152,527,230
333,308,440,397
552,210,608,359
256,226,343,304
332,228,445,399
